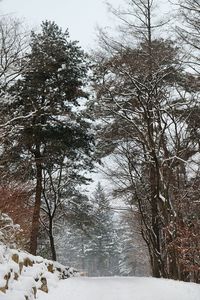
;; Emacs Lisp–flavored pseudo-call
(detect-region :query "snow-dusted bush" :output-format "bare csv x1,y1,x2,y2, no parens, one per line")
0,212,24,249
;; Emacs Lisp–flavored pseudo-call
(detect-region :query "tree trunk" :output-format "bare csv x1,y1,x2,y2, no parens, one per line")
29,158,42,255
49,218,57,261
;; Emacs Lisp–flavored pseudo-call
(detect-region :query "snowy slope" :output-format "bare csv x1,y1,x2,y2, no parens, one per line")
0,245,77,299
38,276,200,300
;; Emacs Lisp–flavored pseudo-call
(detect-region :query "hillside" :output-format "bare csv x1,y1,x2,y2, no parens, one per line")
0,245,77,300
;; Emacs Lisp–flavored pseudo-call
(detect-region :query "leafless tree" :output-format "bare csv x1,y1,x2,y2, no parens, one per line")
0,16,29,150
0,17,28,89
92,0,199,280
177,0,200,74
39,156,72,261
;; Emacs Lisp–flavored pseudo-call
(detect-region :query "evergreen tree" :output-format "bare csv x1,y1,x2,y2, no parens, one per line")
117,210,150,276
1,21,93,255
39,189,95,262
84,183,119,276
55,183,119,276
52,190,96,270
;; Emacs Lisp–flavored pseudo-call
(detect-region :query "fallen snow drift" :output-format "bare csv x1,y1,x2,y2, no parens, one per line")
38,276,200,300
0,245,77,299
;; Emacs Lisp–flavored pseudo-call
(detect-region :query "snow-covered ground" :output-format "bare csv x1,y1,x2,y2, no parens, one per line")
0,244,199,300
38,276,200,300
0,244,77,299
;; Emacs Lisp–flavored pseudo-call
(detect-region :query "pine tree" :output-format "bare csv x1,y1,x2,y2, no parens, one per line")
52,191,96,269
84,183,119,276
1,21,93,255
118,210,150,276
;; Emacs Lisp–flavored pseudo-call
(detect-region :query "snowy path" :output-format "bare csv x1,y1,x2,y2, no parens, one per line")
38,276,200,300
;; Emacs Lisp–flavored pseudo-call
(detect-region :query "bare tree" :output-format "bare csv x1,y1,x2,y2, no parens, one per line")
0,16,29,158
92,0,199,280
0,17,28,89
40,155,75,261
177,0,200,74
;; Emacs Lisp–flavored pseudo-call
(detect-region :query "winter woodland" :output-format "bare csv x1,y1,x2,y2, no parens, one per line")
0,0,200,285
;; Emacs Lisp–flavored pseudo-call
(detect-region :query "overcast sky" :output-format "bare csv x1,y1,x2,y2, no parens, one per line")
1,0,125,50
1,0,174,51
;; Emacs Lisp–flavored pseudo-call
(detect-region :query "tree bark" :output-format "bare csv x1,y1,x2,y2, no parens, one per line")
49,218,57,261
29,158,42,255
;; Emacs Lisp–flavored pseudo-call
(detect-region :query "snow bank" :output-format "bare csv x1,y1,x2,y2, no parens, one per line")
0,245,78,299
38,276,200,300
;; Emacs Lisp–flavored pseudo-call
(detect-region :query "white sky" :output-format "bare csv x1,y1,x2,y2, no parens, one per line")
1,0,123,50
1,0,175,50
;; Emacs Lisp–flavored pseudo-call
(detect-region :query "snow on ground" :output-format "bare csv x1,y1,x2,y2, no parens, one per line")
0,245,77,299
0,243,199,300
38,276,200,300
